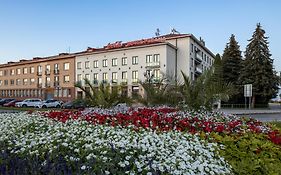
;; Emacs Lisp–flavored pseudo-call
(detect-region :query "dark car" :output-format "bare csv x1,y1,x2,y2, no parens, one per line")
0,98,15,106
62,101,87,109
3,100,22,107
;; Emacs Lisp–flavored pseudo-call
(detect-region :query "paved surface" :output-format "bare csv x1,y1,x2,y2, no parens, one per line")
236,113,281,122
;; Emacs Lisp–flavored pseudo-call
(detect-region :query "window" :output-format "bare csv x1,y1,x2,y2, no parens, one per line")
154,54,160,63
191,43,194,52
3,70,7,76
16,79,21,85
30,78,35,84
64,75,70,83
30,67,34,74
4,80,8,85
45,65,51,74
64,63,70,70
23,78,28,85
112,72,117,83
112,58,117,66
38,77,42,85
23,67,28,74
93,73,98,84
102,73,108,82
77,62,82,69
132,56,138,65
46,77,51,87
10,80,14,86
102,59,108,67
54,76,59,82
146,55,152,63
85,61,90,69
0,71,2,76
38,65,42,72
17,68,21,75
10,69,15,75
122,71,127,79
132,71,138,83
0,80,2,86
85,74,90,80
153,69,160,79
77,74,82,82
94,60,99,68
191,58,194,67
122,57,127,66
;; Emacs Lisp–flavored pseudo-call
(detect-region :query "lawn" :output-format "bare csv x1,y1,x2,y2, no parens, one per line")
0,107,281,174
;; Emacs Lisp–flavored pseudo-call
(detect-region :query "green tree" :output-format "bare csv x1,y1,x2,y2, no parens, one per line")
222,34,242,84
240,23,279,106
180,61,235,111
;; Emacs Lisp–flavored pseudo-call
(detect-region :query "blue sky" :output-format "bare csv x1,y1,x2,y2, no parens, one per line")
1,0,281,72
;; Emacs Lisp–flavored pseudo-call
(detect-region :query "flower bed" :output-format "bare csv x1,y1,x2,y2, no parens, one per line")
1,107,281,174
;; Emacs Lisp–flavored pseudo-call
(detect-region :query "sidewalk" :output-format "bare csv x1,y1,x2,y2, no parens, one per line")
219,108,281,115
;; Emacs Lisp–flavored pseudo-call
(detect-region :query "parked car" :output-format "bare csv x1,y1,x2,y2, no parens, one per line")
37,99,63,108
15,98,42,108
3,100,22,107
0,98,15,106
62,100,86,109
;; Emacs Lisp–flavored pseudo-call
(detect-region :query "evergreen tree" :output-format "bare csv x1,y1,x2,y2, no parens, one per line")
222,34,242,84
240,23,279,106
221,34,243,104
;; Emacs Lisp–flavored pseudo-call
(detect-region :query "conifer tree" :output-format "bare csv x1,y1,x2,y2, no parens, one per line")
222,34,242,84
240,23,279,106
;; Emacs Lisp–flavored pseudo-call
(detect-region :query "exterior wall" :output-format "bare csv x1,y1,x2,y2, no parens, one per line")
75,44,175,97
0,56,75,102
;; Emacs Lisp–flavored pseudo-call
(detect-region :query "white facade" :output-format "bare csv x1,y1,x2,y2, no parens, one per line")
75,34,215,97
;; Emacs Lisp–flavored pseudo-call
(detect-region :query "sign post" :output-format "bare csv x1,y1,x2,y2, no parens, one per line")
244,84,252,109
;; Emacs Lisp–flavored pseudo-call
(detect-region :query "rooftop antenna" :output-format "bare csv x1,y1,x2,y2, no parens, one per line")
171,28,180,34
68,47,71,53
155,28,160,37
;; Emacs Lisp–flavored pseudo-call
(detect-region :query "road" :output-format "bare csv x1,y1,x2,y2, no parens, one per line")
237,113,281,122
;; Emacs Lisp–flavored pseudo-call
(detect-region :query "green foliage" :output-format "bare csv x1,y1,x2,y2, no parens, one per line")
180,63,235,111
211,132,281,175
75,78,131,108
139,75,181,106
222,34,242,84
239,23,279,105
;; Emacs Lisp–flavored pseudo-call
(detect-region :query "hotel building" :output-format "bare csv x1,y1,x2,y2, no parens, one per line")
0,33,215,100
75,33,215,97
0,54,76,101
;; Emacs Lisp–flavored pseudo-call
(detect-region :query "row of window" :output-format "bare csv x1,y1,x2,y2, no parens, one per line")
0,75,70,86
77,69,160,83
0,88,71,98
0,63,70,76
77,54,160,69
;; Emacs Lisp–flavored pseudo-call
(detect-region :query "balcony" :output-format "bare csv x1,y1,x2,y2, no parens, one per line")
195,67,203,75
45,70,51,75
54,69,60,75
54,81,60,87
132,79,139,84
121,79,128,85
195,53,203,64
37,71,42,76
111,79,118,85
145,62,160,68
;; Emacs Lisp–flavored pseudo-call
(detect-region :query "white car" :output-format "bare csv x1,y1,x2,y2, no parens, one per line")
37,99,62,108
15,98,42,108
